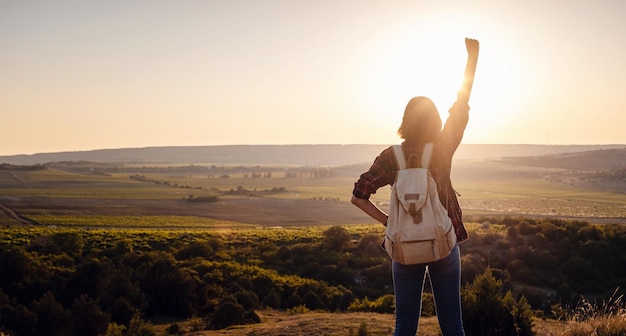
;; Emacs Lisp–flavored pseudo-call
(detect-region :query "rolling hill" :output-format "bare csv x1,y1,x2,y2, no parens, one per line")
1,144,624,166
500,147,626,171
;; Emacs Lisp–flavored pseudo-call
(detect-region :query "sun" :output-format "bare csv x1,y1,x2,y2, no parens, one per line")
361,29,465,118
358,9,531,143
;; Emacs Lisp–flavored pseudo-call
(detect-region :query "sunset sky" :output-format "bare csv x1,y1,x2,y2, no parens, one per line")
2,0,625,155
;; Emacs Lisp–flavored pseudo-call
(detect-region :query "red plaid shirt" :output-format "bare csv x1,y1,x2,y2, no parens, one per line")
352,103,470,243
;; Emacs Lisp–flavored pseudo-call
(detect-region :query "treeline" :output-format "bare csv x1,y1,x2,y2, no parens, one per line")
47,162,338,179
0,218,625,335
0,164,45,171
0,227,364,336
461,217,626,307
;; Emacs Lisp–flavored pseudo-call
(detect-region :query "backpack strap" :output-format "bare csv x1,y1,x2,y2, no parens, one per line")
422,143,434,168
392,143,434,169
391,145,406,170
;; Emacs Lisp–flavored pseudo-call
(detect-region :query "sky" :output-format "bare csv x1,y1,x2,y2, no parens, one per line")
2,0,626,156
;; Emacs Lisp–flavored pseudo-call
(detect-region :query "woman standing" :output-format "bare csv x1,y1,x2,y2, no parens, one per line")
351,38,479,336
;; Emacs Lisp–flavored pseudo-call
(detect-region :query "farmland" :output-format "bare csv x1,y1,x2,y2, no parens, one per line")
1,154,624,228
0,146,625,335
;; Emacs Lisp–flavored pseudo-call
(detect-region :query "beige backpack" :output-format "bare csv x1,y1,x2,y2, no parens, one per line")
384,143,457,265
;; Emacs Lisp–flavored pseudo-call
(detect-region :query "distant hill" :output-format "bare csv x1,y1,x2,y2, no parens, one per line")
500,148,626,171
1,144,624,166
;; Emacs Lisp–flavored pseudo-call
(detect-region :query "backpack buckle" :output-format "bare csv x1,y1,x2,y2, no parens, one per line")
406,194,423,224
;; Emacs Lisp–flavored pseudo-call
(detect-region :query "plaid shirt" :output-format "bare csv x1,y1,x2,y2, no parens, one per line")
352,103,470,243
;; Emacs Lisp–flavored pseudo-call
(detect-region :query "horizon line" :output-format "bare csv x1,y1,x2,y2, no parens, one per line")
2,142,626,157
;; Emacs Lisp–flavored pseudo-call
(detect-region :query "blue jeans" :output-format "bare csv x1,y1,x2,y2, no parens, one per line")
392,245,464,336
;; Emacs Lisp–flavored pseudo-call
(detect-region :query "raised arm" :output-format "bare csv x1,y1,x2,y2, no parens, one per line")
456,38,480,104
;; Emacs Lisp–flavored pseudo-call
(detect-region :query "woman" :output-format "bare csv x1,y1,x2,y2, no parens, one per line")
351,38,479,336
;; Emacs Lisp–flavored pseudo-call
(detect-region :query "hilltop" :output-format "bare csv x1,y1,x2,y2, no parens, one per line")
497,148,626,193
1,144,624,166
501,147,626,171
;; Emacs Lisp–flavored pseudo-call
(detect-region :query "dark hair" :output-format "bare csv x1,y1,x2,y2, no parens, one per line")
397,96,442,142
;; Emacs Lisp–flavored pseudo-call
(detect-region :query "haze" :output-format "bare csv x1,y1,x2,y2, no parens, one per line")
2,0,625,156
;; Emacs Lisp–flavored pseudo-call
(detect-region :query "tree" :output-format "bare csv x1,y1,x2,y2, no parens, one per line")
356,233,384,257
285,293,302,308
504,294,535,336
110,297,137,326
234,290,260,310
45,232,83,255
31,291,71,336
67,257,115,300
175,242,213,260
139,253,206,317
462,268,535,336
263,288,282,308
0,289,38,336
303,291,324,310
125,313,158,336
0,248,32,288
71,294,110,336
323,226,351,251
210,300,246,329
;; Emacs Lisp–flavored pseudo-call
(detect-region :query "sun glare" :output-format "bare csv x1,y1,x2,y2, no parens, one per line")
359,9,531,144
362,28,465,118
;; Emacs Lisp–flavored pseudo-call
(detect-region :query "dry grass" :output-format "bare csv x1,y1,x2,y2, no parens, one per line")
534,318,569,336
156,310,591,336
162,310,440,336
561,316,626,336
154,310,626,336
560,291,626,336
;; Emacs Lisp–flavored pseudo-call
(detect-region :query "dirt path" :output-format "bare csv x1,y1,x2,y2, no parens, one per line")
0,203,35,225
0,196,375,227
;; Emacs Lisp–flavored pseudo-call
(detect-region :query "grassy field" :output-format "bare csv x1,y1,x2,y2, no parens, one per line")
2,162,623,226
0,169,198,199
456,179,626,221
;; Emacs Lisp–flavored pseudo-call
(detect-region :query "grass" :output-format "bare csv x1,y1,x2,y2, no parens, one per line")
155,310,429,336
5,166,624,219
558,289,626,336
2,169,212,199
3,168,624,224
153,310,626,336
23,214,244,228
455,179,626,219
116,171,392,203
157,310,604,336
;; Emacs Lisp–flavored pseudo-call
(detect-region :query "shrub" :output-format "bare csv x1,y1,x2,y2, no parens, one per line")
102,323,126,336
421,292,435,317
287,304,310,315
462,268,535,336
357,321,371,336
186,195,219,203
187,315,205,331
347,294,394,314
71,294,110,336
31,291,71,336
323,226,351,251
126,313,158,336
209,299,260,329
175,242,214,260
0,249,32,287
166,322,181,335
